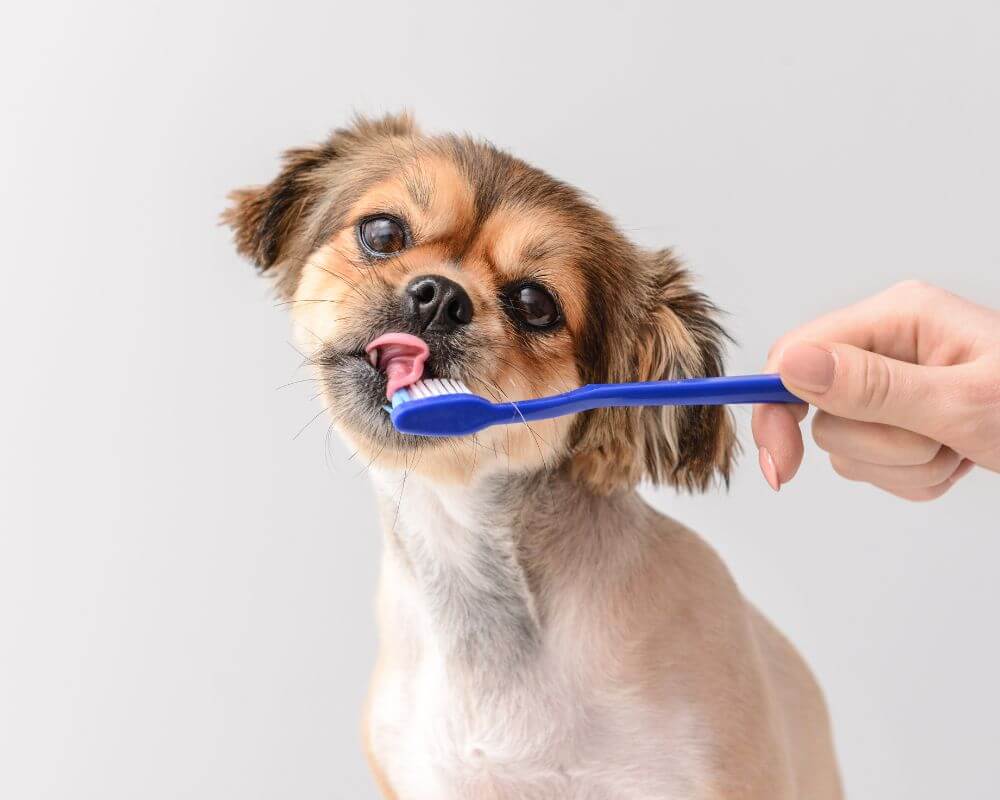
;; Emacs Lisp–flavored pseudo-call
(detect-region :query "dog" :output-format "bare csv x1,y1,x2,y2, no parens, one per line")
224,114,842,799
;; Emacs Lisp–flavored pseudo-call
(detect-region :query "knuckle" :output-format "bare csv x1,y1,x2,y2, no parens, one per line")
925,454,958,485
961,373,1000,409
811,414,833,451
914,438,943,464
829,455,858,480
767,335,791,364
903,484,950,503
940,375,1000,443
890,279,937,299
888,280,946,316
888,428,941,464
857,354,893,411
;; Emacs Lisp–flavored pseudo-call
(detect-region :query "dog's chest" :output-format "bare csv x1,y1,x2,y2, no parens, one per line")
367,474,714,798
369,654,712,800
373,660,579,798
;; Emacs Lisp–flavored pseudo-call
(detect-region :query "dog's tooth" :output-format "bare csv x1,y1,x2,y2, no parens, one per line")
368,349,378,367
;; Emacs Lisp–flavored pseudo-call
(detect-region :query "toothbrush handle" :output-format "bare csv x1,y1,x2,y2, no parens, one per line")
585,373,801,406
508,374,802,423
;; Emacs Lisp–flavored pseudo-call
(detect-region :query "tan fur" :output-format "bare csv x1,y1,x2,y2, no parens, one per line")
568,250,736,493
286,156,584,481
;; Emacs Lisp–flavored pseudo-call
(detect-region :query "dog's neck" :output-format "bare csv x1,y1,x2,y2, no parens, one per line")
370,465,657,677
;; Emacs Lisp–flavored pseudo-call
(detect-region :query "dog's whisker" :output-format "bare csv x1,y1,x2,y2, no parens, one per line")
285,340,312,361
274,301,349,315
469,434,481,473
390,447,423,539
311,262,377,304
354,441,387,479
481,377,557,465
292,405,330,441
275,377,323,391
325,421,341,471
493,355,540,394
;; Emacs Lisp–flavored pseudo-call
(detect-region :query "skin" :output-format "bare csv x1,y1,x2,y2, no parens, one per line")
752,281,1000,500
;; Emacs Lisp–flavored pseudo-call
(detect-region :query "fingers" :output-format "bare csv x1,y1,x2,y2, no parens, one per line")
811,412,941,466
829,445,962,489
777,341,951,441
755,281,997,493
751,403,807,490
854,458,975,502
754,338,807,491
884,482,958,503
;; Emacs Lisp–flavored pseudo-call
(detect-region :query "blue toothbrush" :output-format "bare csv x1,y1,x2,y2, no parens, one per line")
388,374,802,437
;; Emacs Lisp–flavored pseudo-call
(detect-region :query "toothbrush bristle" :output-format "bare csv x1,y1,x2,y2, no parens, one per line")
408,378,473,398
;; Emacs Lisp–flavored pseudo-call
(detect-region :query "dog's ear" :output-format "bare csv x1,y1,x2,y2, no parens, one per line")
569,249,737,494
222,112,416,296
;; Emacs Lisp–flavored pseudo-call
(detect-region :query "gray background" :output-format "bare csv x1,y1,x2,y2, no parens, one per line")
2,1,998,798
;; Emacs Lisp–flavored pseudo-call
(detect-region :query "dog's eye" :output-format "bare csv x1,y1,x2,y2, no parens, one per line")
359,216,407,256
504,283,561,330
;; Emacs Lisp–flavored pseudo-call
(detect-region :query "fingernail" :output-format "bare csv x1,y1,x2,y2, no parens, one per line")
780,343,835,393
949,459,975,484
759,447,780,492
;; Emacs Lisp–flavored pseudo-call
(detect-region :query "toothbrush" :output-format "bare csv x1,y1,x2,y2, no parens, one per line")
388,374,802,437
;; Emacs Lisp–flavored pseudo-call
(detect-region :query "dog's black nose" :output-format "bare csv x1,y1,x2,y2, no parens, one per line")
403,275,473,333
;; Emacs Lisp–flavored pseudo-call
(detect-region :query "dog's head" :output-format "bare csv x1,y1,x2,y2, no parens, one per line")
224,114,735,493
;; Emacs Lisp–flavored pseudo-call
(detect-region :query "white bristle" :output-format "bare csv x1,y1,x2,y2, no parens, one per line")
407,378,472,397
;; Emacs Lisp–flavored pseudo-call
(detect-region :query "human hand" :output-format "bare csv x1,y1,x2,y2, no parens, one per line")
752,281,1000,500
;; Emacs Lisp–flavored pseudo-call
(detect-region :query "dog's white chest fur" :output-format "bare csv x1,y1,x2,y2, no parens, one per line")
366,471,715,799
370,647,710,800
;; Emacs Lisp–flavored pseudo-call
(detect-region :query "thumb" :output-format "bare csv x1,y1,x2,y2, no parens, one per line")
777,342,948,437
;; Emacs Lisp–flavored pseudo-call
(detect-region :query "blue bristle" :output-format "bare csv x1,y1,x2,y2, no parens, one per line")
390,388,410,409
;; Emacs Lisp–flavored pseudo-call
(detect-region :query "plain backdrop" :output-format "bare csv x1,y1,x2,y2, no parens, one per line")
2,2,998,798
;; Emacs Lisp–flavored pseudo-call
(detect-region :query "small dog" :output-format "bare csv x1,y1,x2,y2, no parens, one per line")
225,114,842,799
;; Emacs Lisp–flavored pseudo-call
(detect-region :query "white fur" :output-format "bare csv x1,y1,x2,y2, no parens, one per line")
365,469,756,799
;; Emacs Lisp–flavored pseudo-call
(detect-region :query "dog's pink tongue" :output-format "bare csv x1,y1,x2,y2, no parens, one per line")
365,333,430,399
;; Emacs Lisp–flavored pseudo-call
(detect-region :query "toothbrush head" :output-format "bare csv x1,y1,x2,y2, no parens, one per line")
389,379,501,437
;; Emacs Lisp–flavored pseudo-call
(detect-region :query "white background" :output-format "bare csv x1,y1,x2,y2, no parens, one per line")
2,2,998,798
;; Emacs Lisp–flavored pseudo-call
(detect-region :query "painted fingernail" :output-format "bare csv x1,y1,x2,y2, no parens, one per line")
949,459,975,484
781,344,835,393
759,447,780,492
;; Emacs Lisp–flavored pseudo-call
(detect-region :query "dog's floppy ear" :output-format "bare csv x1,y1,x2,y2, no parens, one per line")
222,145,333,277
222,112,416,296
570,249,737,494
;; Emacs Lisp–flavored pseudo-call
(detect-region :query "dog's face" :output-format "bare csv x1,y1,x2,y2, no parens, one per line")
225,115,735,492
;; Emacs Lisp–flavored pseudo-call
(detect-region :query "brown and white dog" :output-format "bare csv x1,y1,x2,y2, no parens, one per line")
224,114,842,799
